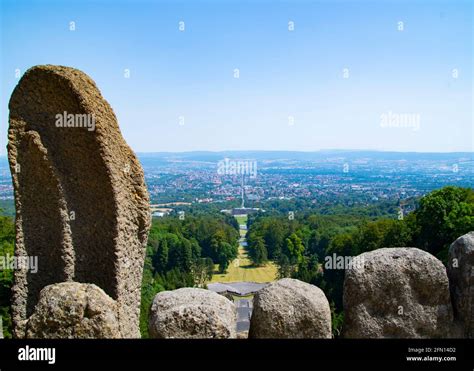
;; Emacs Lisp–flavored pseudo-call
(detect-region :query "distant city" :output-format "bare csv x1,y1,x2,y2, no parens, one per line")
1,150,472,217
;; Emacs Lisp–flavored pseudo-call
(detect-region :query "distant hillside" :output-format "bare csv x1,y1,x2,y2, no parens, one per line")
2,151,472,165
136,150,474,163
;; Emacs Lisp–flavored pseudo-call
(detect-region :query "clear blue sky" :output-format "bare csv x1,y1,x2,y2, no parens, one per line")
0,0,472,154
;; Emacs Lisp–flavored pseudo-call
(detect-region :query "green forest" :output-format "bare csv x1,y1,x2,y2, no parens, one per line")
0,186,472,338
0,214,15,338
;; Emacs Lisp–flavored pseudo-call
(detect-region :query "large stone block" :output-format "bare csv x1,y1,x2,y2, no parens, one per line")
25,282,120,339
448,232,474,338
249,278,332,338
343,248,453,338
149,288,237,339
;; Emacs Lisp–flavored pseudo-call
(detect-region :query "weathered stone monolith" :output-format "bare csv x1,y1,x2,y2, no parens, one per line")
343,248,453,338
448,232,474,338
8,65,151,338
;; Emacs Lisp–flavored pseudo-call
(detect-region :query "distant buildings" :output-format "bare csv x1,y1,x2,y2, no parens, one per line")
220,176,263,215
150,205,173,217
229,207,261,216
208,282,268,335
152,211,167,217
207,282,268,297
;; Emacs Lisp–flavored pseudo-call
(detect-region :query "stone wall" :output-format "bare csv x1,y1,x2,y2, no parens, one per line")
148,243,473,339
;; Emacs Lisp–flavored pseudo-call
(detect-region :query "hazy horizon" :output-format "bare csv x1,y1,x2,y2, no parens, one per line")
0,148,473,158
135,149,474,153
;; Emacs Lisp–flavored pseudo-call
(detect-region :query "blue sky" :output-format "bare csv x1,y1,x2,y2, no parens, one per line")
0,0,472,154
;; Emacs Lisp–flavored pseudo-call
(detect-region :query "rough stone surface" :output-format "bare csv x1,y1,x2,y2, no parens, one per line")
249,278,332,338
25,282,120,339
343,248,453,338
448,232,474,338
149,288,237,339
8,65,151,338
